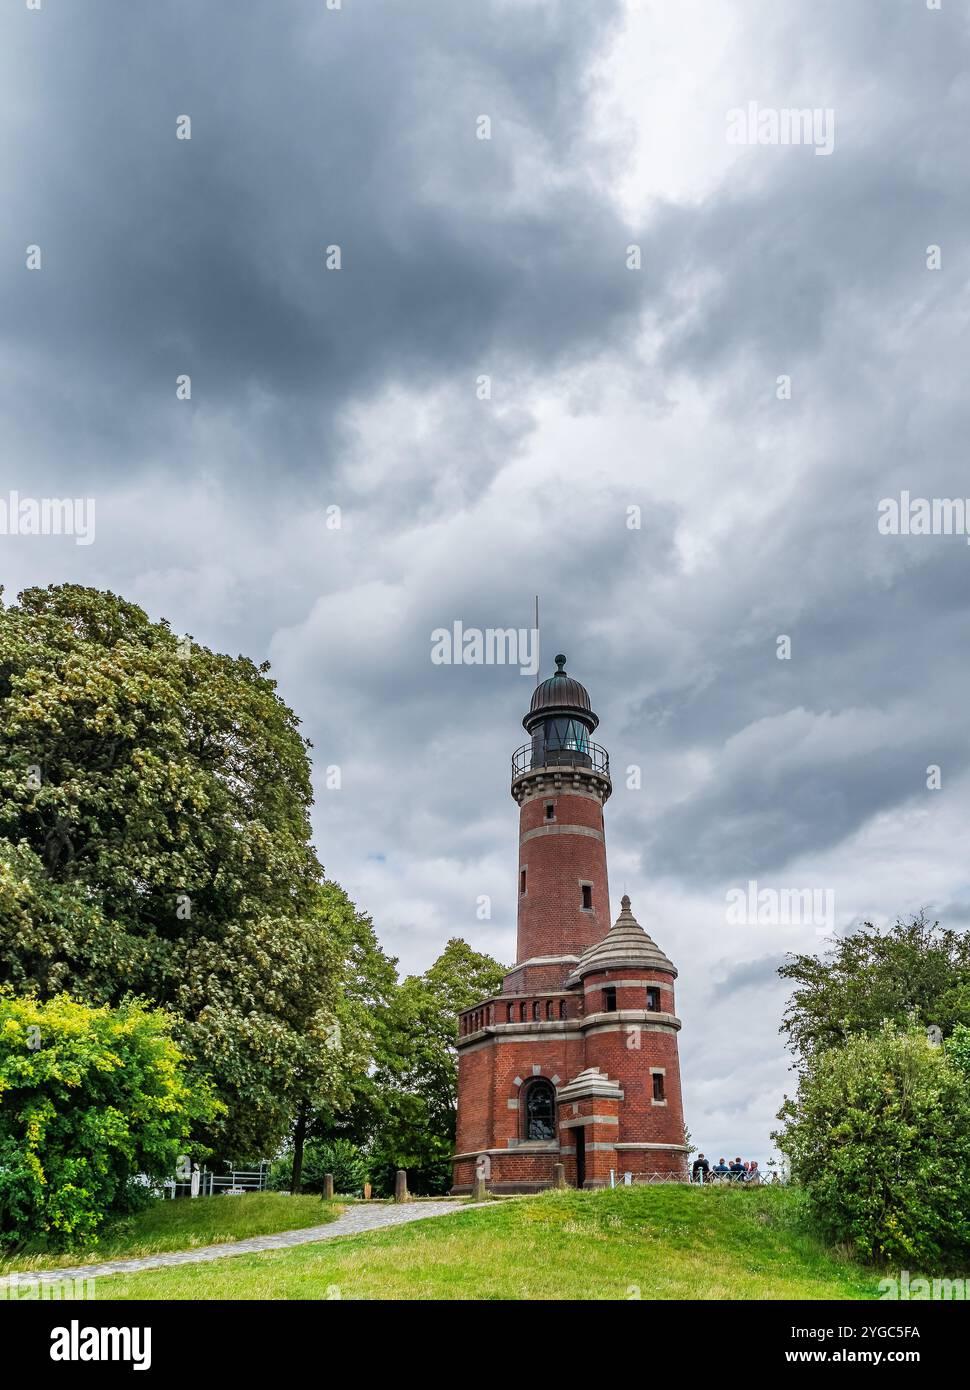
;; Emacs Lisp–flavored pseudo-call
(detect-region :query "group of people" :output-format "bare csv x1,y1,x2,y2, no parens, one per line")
691,1154,764,1184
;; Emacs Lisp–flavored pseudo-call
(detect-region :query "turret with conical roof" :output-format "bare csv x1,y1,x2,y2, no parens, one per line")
565,895,677,986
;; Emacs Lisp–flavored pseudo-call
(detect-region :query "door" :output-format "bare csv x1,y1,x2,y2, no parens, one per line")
575,1127,586,1188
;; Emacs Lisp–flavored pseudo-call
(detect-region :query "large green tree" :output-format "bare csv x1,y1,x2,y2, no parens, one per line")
283,889,399,1191
0,584,343,1155
780,912,970,1068
775,1023,970,1264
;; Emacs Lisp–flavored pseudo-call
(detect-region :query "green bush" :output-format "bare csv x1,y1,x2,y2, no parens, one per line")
776,1023,970,1265
0,991,222,1250
269,1138,368,1196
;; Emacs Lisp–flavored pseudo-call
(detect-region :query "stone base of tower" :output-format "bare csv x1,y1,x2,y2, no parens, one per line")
451,1140,689,1194
451,1146,563,1195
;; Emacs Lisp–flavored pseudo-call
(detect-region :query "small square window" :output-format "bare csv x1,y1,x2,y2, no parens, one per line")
581,884,592,911
646,987,661,1012
603,986,617,1013
652,1073,665,1103
545,802,555,821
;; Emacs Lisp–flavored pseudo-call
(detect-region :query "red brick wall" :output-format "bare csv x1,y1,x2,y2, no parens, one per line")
515,789,610,963
455,1028,586,1154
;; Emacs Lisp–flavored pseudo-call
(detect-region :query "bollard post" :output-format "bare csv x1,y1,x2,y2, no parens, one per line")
323,1172,334,1201
472,1175,487,1201
553,1162,566,1189
395,1169,408,1203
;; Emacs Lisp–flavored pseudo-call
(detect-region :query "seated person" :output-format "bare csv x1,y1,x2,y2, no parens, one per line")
712,1157,730,1176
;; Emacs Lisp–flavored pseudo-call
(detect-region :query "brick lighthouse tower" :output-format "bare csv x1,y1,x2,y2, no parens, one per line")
452,655,688,1193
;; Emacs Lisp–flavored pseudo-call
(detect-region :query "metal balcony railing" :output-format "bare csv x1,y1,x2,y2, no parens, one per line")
511,739,610,778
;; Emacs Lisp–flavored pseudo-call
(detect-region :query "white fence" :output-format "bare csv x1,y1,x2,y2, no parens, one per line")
164,1162,271,1198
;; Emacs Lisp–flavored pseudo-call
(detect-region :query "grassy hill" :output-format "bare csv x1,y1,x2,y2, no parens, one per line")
93,1184,883,1300
0,1193,340,1275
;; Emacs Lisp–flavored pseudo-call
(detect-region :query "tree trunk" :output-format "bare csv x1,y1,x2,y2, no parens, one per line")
291,1103,308,1193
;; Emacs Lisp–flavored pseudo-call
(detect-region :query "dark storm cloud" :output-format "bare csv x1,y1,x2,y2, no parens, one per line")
1,0,638,498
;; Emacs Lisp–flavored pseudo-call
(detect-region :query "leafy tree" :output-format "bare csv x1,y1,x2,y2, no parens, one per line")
367,938,505,1194
269,1139,368,1197
282,889,398,1191
775,1023,970,1265
0,584,320,932
0,584,342,1155
0,991,222,1250
945,1023,970,1084
780,913,970,1067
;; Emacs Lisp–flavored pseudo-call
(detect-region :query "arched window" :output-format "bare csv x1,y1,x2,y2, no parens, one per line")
546,1000,555,1020
532,1001,541,1021
506,1003,514,1023
524,1079,556,1141
559,1000,567,1020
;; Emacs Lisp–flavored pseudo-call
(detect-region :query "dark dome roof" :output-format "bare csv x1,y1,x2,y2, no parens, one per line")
530,654,592,715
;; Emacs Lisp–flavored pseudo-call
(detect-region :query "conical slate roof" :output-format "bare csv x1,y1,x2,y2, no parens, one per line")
565,895,677,985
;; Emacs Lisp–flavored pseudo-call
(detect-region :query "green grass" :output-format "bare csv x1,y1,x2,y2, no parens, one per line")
95,1185,885,1301
1,1193,342,1275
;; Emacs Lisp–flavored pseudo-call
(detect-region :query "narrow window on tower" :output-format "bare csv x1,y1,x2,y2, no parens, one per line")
603,986,617,1012
581,883,593,911
646,987,661,1012
545,801,555,821
652,1071,666,1103
520,867,527,895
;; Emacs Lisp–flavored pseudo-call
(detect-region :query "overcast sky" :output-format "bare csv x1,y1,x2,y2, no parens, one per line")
3,0,969,1162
